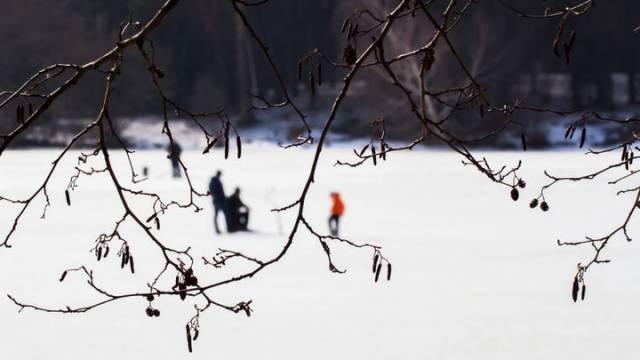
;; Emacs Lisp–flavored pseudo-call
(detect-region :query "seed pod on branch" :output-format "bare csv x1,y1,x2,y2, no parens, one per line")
129,255,135,274
236,135,242,159
529,198,539,208
371,145,377,166
297,61,302,80
579,127,586,148
317,62,322,86
186,324,193,353
202,137,218,154
179,283,187,301
510,188,519,201
145,213,158,223
59,271,67,282
572,276,579,302
423,48,435,70
567,30,576,50
359,144,369,157
581,284,586,301
186,274,198,287
342,45,356,66
224,130,230,160
16,104,24,124
121,246,130,269
65,190,71,206
308,72,315,95
540,201,550,212
563,43,571,65
374,263,382,282
564,124,574,139
387,263,392,281
520,132,527,151
372,254,379,273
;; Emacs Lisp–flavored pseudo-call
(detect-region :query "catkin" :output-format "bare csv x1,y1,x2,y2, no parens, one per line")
371,145,377,166
202,137,218,154
571,277,579,302
375,263,382,282
186,325,193,353
309,72,315,95
145,213,157,223
387,263,392,281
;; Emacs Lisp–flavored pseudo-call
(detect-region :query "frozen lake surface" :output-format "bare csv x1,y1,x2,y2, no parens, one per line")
0,145,638,359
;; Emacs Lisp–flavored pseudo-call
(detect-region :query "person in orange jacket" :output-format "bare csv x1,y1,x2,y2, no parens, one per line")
329,192,344,236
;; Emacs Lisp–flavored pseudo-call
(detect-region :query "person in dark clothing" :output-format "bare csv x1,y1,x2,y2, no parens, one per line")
208,171,230,234
168,142,183,178
227,187,249,232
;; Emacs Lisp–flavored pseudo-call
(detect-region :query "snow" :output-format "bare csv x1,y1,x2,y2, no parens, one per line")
0,145,639,359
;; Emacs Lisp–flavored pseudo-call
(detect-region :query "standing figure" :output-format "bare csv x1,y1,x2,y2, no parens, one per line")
208,171,229,234
328,192,344,236
168,141,183,178
227,187,250,232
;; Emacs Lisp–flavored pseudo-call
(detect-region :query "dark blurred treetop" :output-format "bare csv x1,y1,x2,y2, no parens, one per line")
1,0,639,126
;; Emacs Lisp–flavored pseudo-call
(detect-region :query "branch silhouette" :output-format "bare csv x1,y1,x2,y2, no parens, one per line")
0,0,637,352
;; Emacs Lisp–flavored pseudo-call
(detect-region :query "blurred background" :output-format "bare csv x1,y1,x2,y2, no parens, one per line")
1,0,639,148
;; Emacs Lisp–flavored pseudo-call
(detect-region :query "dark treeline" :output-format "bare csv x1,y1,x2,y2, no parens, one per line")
1,0,639,142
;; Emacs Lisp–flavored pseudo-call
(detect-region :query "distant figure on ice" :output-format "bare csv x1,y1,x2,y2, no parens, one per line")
167,141,183,178
227,187,250,232
328,192,344,236
208,171,229,234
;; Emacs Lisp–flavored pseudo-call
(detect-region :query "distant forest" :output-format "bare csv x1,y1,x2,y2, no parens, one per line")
2,0,640,143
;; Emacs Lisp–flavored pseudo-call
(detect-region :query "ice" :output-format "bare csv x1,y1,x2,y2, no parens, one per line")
0,145,638,359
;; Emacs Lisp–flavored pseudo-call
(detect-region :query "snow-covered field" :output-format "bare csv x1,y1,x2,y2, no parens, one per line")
0,145,639,359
